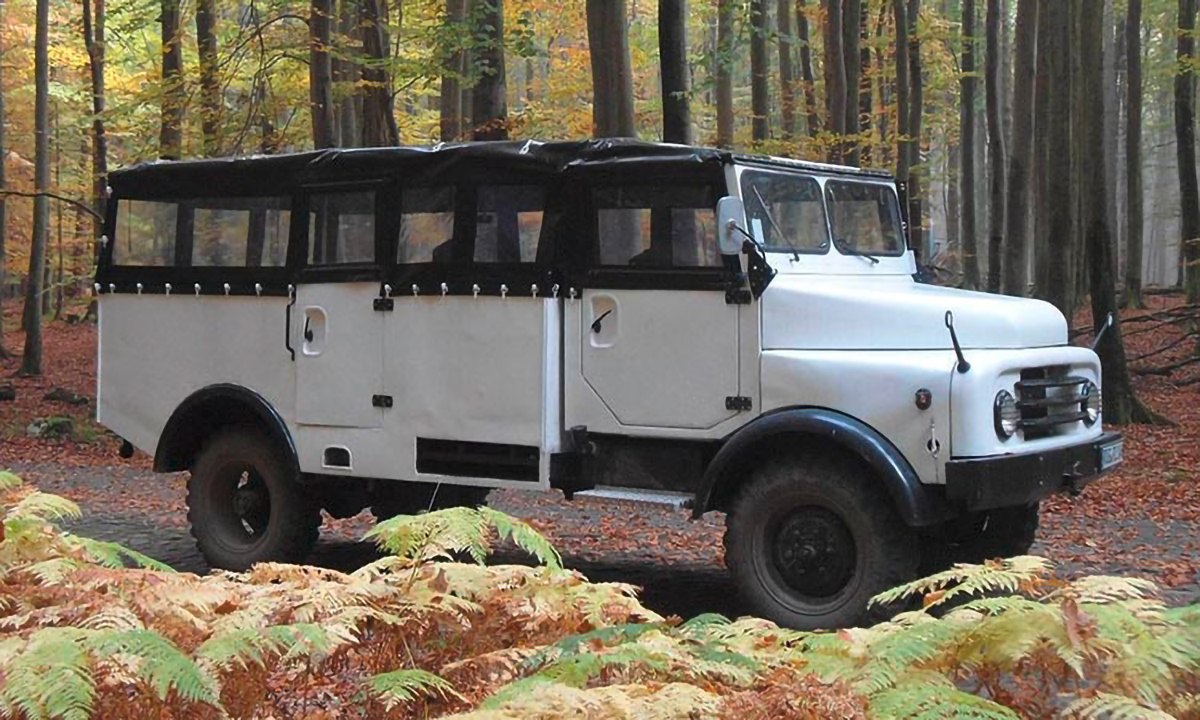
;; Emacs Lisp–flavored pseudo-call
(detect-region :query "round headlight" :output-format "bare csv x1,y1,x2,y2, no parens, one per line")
994,390,1020,438
1081,381,1101,425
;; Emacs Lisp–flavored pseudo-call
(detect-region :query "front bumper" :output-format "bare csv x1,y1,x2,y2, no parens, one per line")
945,431,1123,511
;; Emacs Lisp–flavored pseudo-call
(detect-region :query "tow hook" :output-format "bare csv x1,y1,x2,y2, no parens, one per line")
118,439,134,459
1063,461,1085,496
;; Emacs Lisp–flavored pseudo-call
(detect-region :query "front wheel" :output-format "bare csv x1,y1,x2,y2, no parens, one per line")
724,455,918,630
187,429,320,571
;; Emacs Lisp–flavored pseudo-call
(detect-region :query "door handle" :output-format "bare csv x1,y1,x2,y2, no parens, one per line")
303,316,314,343
591,308,614,334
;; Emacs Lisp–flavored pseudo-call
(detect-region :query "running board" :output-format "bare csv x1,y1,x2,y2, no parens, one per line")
572,486,694,510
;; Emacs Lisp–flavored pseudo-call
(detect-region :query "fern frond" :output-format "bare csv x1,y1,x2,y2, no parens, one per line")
869,685,1020,719
872,556,1053,609
1063,692,1176,720
7,492,82,523
479,675,560,710
67,536,175,572
367,668,459,710
87,629,218,706
0,628,94,720
1062,575,1161,605
0,471,23,491
366,507,491,564
479,506,562,570
79,608,145,632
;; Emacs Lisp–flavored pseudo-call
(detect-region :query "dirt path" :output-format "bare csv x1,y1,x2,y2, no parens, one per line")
8,460,1198,619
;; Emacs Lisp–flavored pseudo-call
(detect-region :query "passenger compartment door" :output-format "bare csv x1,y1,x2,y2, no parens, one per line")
293,189,384,429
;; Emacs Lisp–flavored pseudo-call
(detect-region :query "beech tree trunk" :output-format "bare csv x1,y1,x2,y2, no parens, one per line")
842,0,861,164
894,0,910,180
196,0,220,156
361,0,400,146
0,0,6,358
906,0,923,256
960,0,979,288
471,0,507,140
716,0,735,146
22,0,50,375
587,0,636,138
778,0,796,140
440,0,467,141
83,0,107,259
1124,0,1144,307
750,0,770,141
826,0,848,153
1080,0,1151,424
336,0,360,148
985,0,1006,292
796,0,820,135
1179,0,1200,302
1042,0,1073,317
159,0,184,159
1032,0,1051,294
1002,0,1034,296
660,0,692,144
310,0,336,149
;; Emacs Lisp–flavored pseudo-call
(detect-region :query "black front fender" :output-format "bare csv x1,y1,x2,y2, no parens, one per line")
155,384,298,475
693,408,952,527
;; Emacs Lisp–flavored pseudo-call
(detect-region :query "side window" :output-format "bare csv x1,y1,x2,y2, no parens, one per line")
398,187,455,263
191,197,291,267
594,185,719,268
113,200,178,266
474,185,545,263
309,191,376,265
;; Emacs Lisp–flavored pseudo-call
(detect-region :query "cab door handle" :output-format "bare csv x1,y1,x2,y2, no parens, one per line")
591,308,614,334
303,316,314,343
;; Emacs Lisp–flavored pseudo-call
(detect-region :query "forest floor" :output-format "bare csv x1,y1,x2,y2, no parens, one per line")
0,294,1198,618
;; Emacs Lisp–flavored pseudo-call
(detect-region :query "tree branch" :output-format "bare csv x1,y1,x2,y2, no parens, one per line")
0,191,102,222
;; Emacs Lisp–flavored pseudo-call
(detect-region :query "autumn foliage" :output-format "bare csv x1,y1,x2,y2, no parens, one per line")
0,470,1196,719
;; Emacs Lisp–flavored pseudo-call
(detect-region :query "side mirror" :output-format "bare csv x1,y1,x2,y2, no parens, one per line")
717,196,746,256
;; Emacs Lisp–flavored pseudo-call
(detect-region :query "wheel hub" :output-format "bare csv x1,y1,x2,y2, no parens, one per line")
771,508,856,598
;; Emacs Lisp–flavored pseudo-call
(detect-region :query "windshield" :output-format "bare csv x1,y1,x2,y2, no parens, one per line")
824,180,905,257
739,169,830,254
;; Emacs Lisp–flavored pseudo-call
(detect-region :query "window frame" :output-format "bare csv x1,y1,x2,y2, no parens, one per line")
738,168,832,257
294,181,388,284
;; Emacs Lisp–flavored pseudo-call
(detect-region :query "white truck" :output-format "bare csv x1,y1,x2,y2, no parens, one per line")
95,140,1123,629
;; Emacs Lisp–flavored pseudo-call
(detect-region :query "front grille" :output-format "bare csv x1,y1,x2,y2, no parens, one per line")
1015,366,1089,439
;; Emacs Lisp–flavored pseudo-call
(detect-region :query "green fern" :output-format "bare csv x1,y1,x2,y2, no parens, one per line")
869,685,1020,720
479,506,562,570
0,470,23,492
87,629,218,706
67,536,175,573
0,628,94,720
1062,692,1176,720
7,492,82,523
364,506,562,570
367,668,459,710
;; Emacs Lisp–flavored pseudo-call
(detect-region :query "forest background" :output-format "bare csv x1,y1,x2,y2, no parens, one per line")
1,0,1200,416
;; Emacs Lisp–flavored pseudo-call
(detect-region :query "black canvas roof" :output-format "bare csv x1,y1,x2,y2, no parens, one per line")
108,139,893,199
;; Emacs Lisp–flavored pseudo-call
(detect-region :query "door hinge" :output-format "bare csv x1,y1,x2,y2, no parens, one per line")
725,288,752,305
372,394,394,408
725,396,752,412
373,298,394,312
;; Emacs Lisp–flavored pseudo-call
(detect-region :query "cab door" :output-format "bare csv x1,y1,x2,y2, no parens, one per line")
293,188,384,429
576,182,741,431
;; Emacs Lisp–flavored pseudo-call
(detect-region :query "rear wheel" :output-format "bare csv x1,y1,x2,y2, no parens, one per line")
724,455,918,630
371,482,490,520
186,430,320,571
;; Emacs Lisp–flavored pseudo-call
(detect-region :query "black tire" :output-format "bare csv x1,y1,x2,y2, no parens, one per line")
919,503,1039,574
371,482,491,520
724,455,918,630
186,429,320,571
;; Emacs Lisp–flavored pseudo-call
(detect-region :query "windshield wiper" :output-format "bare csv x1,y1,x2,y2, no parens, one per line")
751,186,800,261
836,236,880,264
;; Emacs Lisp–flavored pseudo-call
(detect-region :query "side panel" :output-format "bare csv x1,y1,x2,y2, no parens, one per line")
760,350,955,485
97,294,295,456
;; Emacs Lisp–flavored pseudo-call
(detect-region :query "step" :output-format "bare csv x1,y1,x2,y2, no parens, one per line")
572,486,694,510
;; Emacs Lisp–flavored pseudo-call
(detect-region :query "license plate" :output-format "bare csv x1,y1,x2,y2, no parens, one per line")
1099,439,1124,471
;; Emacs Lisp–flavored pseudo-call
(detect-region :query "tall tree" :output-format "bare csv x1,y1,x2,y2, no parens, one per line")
82,0,107,264
0,0,6,359
826,0,849,153
1124,0,1144,307
1079,0,1153,423
716,0,735,146
906,0,924,256
440,0,468,142
1179,0,1200,301
750,0,771,141
195,0,220,156
587,0,636,137
777,0,797,140
310,0,336,149
842,0,862,164
660,0,692,143
984,0,1006,291
361,0,401,146
159,0,184,159
335,0,361,148
894,0,911,182
1001,0,1034,296
1040,0,1072,316
796,0,820,135
21,0,50,376
960,0,979,288
1032,0,1052,291
471,0,507,140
